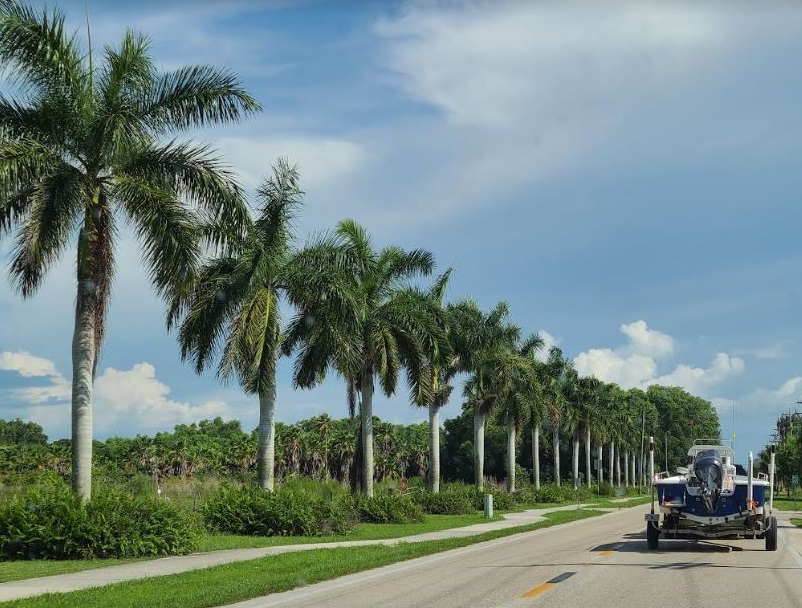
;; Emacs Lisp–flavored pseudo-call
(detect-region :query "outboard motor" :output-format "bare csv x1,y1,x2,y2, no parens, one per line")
694,449,724,513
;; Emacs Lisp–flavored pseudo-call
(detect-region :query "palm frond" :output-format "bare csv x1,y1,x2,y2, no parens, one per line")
0,1,86,98
141,64,261,132
113,175,200,298
8,163,83,296
117,140,249,252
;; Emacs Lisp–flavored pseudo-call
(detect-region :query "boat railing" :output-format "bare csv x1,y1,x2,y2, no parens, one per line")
757,472,769,481
654,471,671,480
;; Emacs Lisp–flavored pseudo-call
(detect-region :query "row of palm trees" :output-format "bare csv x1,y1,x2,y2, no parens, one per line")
0,2,715,501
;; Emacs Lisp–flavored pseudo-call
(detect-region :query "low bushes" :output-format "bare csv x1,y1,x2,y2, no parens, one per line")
414,490,475,515
201,484,354,536
351,492,425,524
0,483,200,560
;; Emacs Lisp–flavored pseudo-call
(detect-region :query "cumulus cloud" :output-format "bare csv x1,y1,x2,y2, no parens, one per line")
1,351,237,438
0,351,62,378
573,320,744,394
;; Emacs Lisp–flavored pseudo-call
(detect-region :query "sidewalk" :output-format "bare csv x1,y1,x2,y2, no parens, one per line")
0,502,612,603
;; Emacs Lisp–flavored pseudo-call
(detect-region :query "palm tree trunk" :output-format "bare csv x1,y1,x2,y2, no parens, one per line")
71,289,96,501
257,378,277,491
609,441,614,486
428,404,440,493
360,366,375,497
572,436,579,488
532,424,540,489
474,410,485,490
507,417,516,492
624,450,630,487
585,428,592,489
552,424,560,486
597,445,603,485
616,449,621,487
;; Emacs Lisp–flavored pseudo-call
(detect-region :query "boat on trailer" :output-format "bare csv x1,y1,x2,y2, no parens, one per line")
644,437,778,551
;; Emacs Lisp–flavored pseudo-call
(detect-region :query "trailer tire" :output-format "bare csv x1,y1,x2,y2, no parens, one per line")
646,521,660,550
765,516,777,552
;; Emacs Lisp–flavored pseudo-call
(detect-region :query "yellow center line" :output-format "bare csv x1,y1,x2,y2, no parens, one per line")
523,582,556,598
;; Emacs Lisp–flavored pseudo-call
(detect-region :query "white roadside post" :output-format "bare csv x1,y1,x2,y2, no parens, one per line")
483,493,493,519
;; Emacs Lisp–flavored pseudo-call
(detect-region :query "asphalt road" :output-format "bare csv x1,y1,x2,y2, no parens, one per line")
226,507,802,608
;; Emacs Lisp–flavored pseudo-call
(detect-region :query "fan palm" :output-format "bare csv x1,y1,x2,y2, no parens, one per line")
283,220,445,497
0,2,259,499
172,159,357,491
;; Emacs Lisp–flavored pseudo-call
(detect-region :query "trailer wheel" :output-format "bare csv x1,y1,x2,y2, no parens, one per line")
765,516,778,552
646,521,660,550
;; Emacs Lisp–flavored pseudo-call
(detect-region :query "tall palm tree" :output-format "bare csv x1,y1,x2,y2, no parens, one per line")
284,220,445,497
172,160,355,491
411,270,454,493
542,347,572,486
458,301,520,490
0,2,259,499
492,335,542,492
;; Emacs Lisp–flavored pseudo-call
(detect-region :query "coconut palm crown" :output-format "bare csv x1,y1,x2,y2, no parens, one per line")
0,1,260,499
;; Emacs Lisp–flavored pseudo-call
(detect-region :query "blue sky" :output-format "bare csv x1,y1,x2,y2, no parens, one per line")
1,0,801,460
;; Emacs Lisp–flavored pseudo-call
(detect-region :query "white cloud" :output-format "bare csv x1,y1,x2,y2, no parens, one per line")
651,353,745,394
573,320,743,394
1,352,238,438
377,2,722,129
620,320,674,359
536,330,559,362
0,351,62,378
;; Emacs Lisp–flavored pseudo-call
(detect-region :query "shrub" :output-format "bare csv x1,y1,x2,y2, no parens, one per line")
594,482,616,498
414,491,475,515
201,484,354,536
352,492,425,524
0,483,200,559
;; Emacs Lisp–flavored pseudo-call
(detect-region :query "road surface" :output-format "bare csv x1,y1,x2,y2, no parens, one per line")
225,507,802,608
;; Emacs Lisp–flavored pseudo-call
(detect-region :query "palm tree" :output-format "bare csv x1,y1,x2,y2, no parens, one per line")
570,375,602,489
0,3,259,499
541,347,572,486
172,160,355,491
284,220,445,497
410,270,454,493
456,301,521,490
491,334,543,492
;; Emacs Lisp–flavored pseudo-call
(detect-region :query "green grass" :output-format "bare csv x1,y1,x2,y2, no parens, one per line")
770,497,802,512
789,518,802,528
0,509,604,608
199,513,503,551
